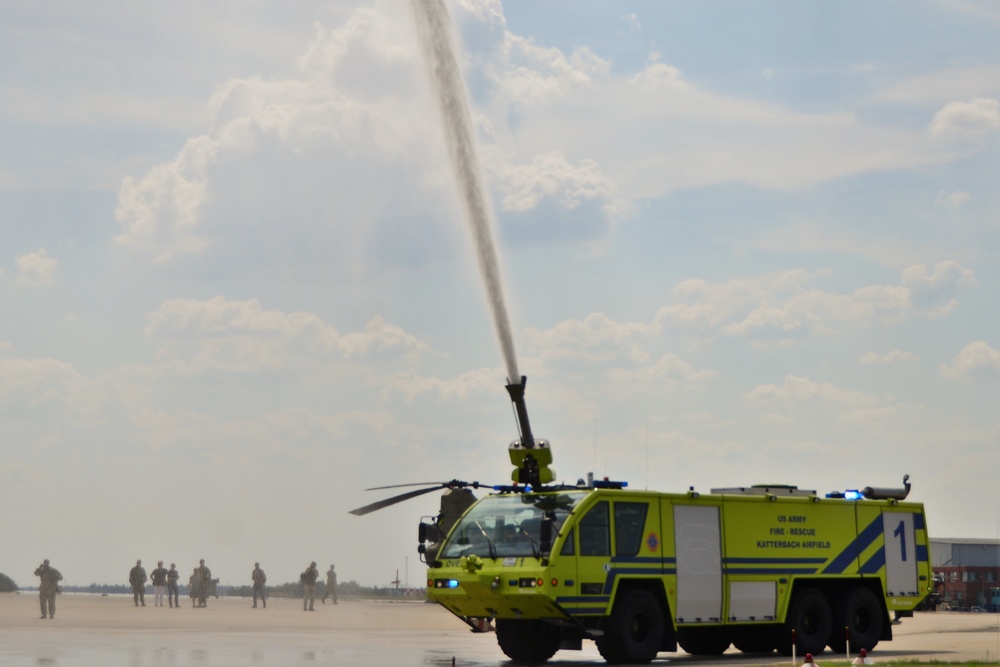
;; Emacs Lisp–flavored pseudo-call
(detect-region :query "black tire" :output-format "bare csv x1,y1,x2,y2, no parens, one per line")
830,587,884,653
495,619,561,664
731,626,778,654
678,627,731,655
783,588,833,656
596,589,666,664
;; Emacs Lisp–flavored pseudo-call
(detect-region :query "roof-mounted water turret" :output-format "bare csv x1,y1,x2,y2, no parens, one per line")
505,376,554,488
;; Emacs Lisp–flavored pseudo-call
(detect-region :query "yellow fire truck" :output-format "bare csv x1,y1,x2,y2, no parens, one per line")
424,477,930,664
417,381,932,664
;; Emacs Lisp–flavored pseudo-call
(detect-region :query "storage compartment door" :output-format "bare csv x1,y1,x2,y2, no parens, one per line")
674,504,722,623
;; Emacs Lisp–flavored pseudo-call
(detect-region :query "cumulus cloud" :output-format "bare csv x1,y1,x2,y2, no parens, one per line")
858,350,918,365
744,375,877,406
382,367,500,403
523,312,655,363
935,190,971,207
940,341,1000,379
15,248,58,286
607,353,717,385
145,297,429,374
494,150,632,220
655,261,975,342
929,97,1000,136
901,260,976,317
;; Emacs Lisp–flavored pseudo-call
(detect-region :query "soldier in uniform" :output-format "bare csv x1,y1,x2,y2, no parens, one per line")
301,561,319,611
322,564,337,605
188,567,201,607
251,562,267,608
34,559,62,619
166,563,180,608
129,559,148,607
150,561,168,607
196,559,211,608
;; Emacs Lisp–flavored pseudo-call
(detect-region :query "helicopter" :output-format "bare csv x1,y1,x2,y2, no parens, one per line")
349,375,556,563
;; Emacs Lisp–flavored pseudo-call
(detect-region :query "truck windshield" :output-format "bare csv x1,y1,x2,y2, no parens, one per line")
440,491,586,560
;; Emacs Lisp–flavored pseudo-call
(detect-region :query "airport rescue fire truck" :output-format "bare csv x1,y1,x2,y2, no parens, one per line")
417,381,933,665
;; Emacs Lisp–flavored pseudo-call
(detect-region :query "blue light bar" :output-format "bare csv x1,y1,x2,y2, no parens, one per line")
844,490,862,500
448,579,459,589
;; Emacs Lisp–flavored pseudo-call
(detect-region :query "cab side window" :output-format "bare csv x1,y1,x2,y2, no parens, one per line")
579,501,610,556
614,502,648,557
560,528,575,556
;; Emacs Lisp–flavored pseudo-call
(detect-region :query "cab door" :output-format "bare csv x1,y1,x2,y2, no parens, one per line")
572,500,613,615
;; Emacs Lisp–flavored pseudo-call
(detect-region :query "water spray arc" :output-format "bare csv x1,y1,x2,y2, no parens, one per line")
410,0,519,386
412,0,552,485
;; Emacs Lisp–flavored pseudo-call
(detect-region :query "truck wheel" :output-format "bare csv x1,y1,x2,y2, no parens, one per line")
678,627,730,655
830,587,883,653
732,626,778,653
596,590,665,664
495,619,561,664
786,588,833,655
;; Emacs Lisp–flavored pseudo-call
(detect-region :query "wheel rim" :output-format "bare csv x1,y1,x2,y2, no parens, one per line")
802,609,819,636
852,608,870,633
629,612,650,643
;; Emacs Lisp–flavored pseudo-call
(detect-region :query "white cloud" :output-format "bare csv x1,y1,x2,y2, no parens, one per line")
494,150,632,220
145,297,429,375
744,375,877,406
840,406,897,423
15,248,58,286
655,261,975,342
940,341,1000,379
901,260,976,317
858,350,918,365
929,97,1000,136
523,312,656,363
935,190,971,207
607,353,717,386
873,66,1000,107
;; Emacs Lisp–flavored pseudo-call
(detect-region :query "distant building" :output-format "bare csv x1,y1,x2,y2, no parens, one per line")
931,538,1000,609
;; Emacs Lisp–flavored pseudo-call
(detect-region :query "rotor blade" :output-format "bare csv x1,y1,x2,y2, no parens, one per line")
364,481,446,491
349,485,444,516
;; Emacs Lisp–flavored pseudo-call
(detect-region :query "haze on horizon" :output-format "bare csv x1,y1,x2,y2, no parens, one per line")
1,0,998,589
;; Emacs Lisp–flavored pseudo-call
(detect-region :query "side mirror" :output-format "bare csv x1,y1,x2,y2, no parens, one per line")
418,523,427,544
540,518,553,553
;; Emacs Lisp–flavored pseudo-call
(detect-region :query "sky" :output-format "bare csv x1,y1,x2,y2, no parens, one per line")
1,0,999,589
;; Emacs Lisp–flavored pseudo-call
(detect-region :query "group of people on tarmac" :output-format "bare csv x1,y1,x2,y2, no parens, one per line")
35,558,338,617
128,559,214,608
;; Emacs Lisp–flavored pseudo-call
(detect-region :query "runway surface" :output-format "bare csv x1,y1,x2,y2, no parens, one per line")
2,593,999,666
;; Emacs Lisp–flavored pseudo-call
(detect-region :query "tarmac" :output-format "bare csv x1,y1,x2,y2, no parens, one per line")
2,593,999,666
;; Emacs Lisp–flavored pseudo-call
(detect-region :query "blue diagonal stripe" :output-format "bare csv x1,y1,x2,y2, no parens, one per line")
823,514,883,574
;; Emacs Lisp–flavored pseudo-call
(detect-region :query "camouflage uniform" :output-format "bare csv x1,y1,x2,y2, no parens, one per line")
322,565,337,604
196,560,211,607
34,560,62,619
251,563,267,608
129,560,147,607
301,562,319,611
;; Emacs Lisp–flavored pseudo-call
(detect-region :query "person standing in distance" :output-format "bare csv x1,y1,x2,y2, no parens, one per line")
150,561,168,607
322,564,337,605
129,559,148,607
166,562,180,608
301,561,319,611
34,559,62,619
196,559,211,608
251,562,267,608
